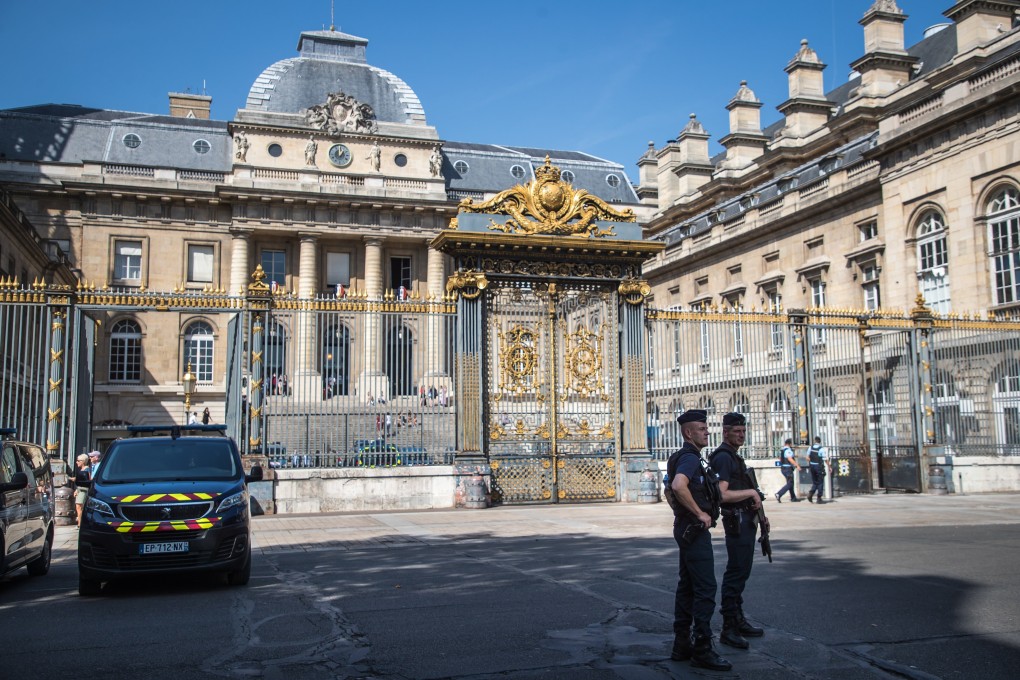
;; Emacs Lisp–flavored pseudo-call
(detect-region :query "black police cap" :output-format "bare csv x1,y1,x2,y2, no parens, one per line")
722,412,746,427
676,409,708,425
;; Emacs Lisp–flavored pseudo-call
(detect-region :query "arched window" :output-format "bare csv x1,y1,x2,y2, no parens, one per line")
992,360,1020,454
916,210,950,314
321,323,351,397
109,319,141,383
265,321,288,390
988,186,1020,305
385,321,415,397
184,321,214,383
731,392,751,446
767,389,791,451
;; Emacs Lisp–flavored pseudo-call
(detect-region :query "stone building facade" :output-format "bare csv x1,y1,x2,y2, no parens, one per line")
639,0,1020,321
0,28,640,433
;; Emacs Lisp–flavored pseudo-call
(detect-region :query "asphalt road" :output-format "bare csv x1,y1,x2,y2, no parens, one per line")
2,495,1019,679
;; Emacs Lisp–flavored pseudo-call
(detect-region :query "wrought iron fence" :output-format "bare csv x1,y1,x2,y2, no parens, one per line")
644,305,1020,491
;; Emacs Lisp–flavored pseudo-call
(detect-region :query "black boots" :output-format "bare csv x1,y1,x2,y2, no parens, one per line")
807,491,814,503
670,631,692,661
720,617,749,649
737,614,764,638
691,635,732,671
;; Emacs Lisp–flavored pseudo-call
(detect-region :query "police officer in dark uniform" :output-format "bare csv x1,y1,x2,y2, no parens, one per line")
709,412,767,649
664,409,730,671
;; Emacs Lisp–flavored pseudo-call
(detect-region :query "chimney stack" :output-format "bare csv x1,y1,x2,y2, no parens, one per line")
169,92,212,119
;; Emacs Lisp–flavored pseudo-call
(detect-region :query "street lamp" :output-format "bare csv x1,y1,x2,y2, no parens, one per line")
182,361,196,422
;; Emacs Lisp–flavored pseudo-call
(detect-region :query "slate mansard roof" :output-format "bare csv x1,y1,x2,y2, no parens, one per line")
0,104,231,170
243,30,427,126
442,142,639,205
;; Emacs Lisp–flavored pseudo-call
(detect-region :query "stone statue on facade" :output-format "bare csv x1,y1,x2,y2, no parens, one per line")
367,141,381,171
429,146,443,178
305,136,318,166
304,90,378,136
234,132,250,162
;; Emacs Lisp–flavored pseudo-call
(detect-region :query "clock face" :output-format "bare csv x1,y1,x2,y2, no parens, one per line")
328,143,352,168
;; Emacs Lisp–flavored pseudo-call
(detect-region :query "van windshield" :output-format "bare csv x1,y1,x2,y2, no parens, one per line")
98,439,239,483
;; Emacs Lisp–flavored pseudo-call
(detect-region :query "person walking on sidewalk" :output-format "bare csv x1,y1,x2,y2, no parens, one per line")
709,412,766,650
807,436,829,503
775,438,802,503
664,409,731,671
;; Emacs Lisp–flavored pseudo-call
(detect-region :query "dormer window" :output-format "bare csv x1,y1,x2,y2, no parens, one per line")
778,177,796,194
819,156,840,174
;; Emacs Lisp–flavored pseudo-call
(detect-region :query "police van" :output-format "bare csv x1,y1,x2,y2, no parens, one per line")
1,428,55,579
77,425,262,596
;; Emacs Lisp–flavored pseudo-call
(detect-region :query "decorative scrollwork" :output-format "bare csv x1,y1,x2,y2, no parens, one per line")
248,265,271,294
498,324,538,395
564,325,605,398
459,157,635,237
446,270,489,299
618,278,651,305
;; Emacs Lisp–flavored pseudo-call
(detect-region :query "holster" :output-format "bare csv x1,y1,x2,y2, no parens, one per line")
720,507,742,537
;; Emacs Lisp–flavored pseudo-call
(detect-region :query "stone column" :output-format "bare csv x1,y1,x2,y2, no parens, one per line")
425,244,448,380
294,233,318,383
618,280,656,502
358,236,389,401
229,228,252,295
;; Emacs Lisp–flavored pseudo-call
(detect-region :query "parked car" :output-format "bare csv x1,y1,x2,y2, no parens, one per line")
1,428,55,579
77,424,262,596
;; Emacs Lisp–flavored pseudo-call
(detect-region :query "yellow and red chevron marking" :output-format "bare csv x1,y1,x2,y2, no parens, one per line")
107,517,222,533
111,492,222,503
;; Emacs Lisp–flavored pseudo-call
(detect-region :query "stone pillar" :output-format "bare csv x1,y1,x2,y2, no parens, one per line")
358,236,389,401
424,245,448,380
618,280,656,502
293,233,318,384
229,228,252,295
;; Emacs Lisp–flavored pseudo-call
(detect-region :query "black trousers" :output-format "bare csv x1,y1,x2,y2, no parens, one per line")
673,519,717,639
809,465,825,499
776,466,797,500
720,509,758,618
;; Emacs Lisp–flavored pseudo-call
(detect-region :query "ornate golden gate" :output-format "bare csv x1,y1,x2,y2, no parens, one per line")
486,280,619,503
432,157,663,505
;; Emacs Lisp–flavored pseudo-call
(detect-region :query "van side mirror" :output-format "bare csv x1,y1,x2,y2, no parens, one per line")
1,471,29,492
246,465,264,483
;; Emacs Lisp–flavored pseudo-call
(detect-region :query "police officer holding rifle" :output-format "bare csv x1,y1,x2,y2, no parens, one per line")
709,412,767,650
664,409,730,671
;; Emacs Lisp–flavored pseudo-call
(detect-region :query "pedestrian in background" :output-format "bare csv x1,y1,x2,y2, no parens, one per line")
202,407,211,425
664,409,730,671
709,412,766,650
73,453,91,527
87,450,102,478
775,438,802,503
807,436,829,504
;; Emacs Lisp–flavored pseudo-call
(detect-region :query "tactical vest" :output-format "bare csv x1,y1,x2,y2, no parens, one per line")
709,446,750,509
664,450,721,522
779,446,793,466
809,444,823,465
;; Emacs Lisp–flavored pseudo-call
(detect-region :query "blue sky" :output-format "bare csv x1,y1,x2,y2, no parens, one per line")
1,1,949,177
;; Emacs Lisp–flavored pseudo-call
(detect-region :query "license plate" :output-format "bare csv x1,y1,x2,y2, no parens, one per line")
139,541,189,555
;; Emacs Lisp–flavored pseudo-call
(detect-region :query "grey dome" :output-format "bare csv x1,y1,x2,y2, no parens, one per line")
244,30,427,126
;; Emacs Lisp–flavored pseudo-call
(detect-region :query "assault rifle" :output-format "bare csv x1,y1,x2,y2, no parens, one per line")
746,467,773,563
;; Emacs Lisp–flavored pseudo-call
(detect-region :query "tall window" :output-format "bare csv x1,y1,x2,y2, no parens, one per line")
261,250,286,289
725,297,744,359
390,256,412,292
767,290,784,351
699,318,711,365
862,265,881,312
325,252,351,293
989,186,1020,305
109,319,141,383
810,278,826,345
645,323,656,375
266,321,287,384
672,322,682,369
767,389,791,449
187,244,214,284
184,321,214,383
114,240,142,282
917,210,950,313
